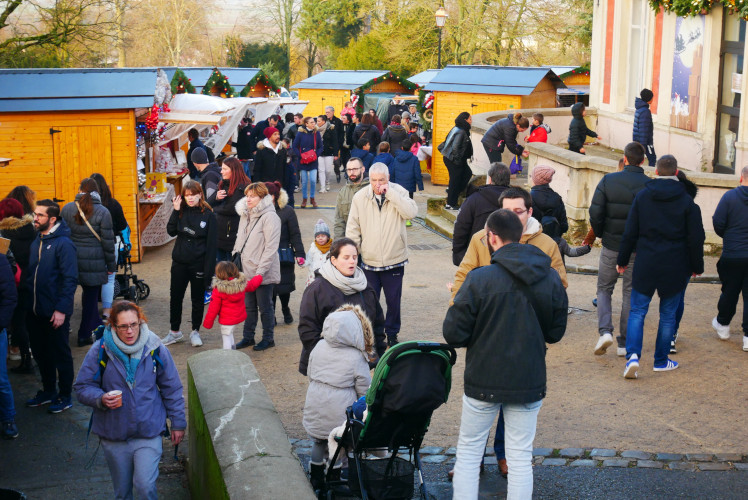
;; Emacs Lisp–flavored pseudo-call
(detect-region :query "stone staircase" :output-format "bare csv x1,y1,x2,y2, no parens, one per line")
424,197,456,239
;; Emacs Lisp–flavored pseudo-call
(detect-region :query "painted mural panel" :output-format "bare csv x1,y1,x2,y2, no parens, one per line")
670,15,705,132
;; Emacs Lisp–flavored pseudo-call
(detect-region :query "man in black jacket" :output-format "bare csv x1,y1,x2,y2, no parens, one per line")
633,88,656,166
232,118,254,174
452,162,510,265
186,128,215,180
588,142,649,357
617,155,704,378
444,209,567,498
192,148,222,206
253,127,287,184
325,106,344,182
249,115,280,156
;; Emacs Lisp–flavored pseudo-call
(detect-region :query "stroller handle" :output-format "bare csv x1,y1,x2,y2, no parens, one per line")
385,341,457,367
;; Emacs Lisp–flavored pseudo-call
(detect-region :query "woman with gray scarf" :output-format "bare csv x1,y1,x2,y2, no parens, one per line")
297,237,386,375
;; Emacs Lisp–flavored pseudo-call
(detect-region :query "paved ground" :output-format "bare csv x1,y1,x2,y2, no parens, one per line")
1,174,746,498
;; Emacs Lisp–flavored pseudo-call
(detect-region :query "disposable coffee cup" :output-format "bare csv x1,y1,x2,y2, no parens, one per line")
108,390,122,408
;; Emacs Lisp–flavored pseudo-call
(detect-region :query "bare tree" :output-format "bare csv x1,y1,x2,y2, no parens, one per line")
260,0,300,86
139,0,211,66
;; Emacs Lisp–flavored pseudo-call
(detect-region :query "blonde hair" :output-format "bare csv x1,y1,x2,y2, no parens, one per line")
245,182,269,198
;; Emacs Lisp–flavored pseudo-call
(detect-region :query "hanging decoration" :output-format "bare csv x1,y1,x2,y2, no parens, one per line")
422,93,434,109
239,71,282,97
349,93,359,109
171,68,195,94
202,69,236,97
558,64,591,79
648,0,747,20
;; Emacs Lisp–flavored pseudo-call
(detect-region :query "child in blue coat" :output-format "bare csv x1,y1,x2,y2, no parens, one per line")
372,141,394,172
391,142,424,199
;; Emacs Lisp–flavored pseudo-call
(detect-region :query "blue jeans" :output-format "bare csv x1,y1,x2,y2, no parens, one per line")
241,160,251,179
493,407,505,459
243,284,275,342
626,289,680,366
101,436,162,500
102,236,120,309
453,395,541,500
0,329,16,423
300,169,317,200
674,284,688,340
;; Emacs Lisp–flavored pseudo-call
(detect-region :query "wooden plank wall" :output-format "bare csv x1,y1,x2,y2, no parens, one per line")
0,109,141,261
521,77,559,109
297,88,349,117
431,91,521,185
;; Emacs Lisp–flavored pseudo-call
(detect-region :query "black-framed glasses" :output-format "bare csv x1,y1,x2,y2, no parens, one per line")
115,322,139,333
33,212,49,219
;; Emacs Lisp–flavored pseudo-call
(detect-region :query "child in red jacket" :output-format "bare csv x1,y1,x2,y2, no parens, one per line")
203,261,253,349
525,113,551,143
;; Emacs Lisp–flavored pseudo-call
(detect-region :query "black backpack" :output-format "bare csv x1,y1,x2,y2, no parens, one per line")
540,210,561,239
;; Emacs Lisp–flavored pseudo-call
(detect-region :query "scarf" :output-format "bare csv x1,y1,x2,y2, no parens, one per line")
317,121,329,135
103,325,148,387
318,258,368,295
315,238,332,254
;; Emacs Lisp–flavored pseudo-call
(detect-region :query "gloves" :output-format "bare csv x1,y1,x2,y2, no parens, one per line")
247,274,263,292
297,257,305,266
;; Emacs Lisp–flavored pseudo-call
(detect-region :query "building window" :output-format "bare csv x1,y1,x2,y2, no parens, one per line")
627,0,649,107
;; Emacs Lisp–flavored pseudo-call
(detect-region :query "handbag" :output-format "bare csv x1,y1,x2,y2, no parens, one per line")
299,132,318,164
231,214,265,272
278,246,294,264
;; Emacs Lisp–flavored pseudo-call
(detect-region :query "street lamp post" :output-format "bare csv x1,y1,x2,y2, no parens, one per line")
435,6,447,69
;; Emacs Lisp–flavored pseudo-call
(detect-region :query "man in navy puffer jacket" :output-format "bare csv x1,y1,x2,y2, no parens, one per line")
633,88,656,166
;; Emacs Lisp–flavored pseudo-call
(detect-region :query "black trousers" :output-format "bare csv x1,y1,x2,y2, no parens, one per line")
170,261,205,332
482,143,503,164
27,312,74,398
444,157,472,207
363,267,405,338
716,257,748,335
645,144,657,167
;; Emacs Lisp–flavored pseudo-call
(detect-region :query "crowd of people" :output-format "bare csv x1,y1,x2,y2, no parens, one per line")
1,93,747,500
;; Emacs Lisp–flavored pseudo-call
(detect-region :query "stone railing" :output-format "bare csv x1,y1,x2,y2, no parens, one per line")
187,350,315,500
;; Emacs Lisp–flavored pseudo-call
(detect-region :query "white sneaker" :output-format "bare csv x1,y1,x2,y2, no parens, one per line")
712,317,730,340
161,330,184,346
623,354,639,379
319,187,326,193
190,331,203,347
743,336,748,352
594,333,614,355
617,347,627,357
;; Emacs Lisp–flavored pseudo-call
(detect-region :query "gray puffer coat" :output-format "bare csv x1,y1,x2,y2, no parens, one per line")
303,305,373,440
61,192,116,286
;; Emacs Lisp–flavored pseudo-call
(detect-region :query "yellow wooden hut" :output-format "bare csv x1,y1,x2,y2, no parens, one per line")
0,68,163,261
425,66,565,185
291,70,418,117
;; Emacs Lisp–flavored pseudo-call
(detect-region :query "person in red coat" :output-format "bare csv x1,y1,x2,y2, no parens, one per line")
525,113,551,143
203,261,255,349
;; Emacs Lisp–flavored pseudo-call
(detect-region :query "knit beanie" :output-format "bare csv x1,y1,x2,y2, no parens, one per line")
640,88,654,102
314,218,330,238
264,181,281,200
191,147,209,165
263,127,279,140
0,198,24,221
531,165,555,186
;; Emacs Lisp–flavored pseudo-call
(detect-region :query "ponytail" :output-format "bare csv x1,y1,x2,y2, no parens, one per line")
75,178,99,225
513,113,530,129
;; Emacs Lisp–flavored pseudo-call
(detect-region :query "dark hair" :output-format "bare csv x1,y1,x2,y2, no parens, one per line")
269,114,281,123
378,141,390,153
180,180,213,214
90,173,113,206
676,169,698,199
355,113,363,122
284,112,294,122
485,209,523,244
624,142,646,167
108,300,148,329
409,122,419,130
215,261,240,280
357,138,369,149
303,116,316,127
75,178,100,225
329,237,358,259
361,113,374,126
618,158,625,171
188,128,199,141
455,112,471,130
36,199,60,220
222,157,250,195
317,115,328,123
341,114,350,123
487,162,511,186
656,154,678,176
6,185,36,214
513,113,530,129
294,112,304,119
532,113,544,124
391,114,402,124
408,134,420,148
498,186,532,210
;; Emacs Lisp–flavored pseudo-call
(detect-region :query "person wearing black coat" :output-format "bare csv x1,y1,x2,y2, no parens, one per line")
267,183,305,324
325,107,345,182
339,114,355,170
187,129,215,180
480,113,529,163
633,88,656,166
232,120,255,162
316,115,338,192
382,117,408,153
529,166,568,239
439,112,474,209
567,103,599,154
164,181,217,348
0,251,18,437
248,116,280,156
451,162,511,265
617,155,704,374
253,127,288,183
212,158,250,262
353,114,381,153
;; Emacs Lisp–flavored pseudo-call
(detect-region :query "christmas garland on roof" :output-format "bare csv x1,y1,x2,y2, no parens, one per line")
650,0,748,20
559,64,590,79
202,69,236,97
352,71,421,113
239,71,281,97
171,68,195,94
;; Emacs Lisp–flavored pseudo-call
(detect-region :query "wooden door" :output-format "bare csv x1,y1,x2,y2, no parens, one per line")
52,126,113,204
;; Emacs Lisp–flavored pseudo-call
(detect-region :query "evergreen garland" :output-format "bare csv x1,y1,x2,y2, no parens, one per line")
649,0,748,19
202,69,236,97
171,68,195,94
239,71,282,97
352,71,419,113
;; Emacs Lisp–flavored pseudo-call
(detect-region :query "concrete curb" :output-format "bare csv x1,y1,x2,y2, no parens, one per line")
188,350,315,499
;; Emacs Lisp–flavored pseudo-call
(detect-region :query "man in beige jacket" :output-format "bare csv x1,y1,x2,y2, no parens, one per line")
346,163,418,346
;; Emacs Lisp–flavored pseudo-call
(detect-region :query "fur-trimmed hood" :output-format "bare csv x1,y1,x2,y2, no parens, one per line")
0,213,33,231
321,303,374,355
256,138,288,151
210,272,248,294
276,188,289,210
297,126,317,134
234,193,275,218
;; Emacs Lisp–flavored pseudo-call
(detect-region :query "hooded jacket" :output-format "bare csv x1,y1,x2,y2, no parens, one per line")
74,326,186,441
350,148,374,170
334,178,370,238
254,138,288,183
166,204,217,286
203,273,251,328
390,150,424,194
0,213,36,270
292,127,323,171
60,192,116,286
212,181,248,252
618,179,705,298
275,189,305,295
353,123,381,152
633,97,654,146
531,184,569,236
233,195,281,284
452,184,509,265
527,123,551,143
24,220,78,318
372,152,394,169
346,182,419,268
589,165,650,251
481,114,524,156
567,103,597,151
713,185,748,259
444,242,567,404
382,123,408,153
303,305,373,440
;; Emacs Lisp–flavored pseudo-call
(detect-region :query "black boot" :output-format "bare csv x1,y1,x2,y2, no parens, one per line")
309,463,325,491
11,353,34,374
283,307,293,324
387,335,399,348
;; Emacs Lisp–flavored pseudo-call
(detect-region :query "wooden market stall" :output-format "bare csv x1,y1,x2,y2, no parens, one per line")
172,67,281,98
555,65,591,107
424,65,566,185
291,70,419,117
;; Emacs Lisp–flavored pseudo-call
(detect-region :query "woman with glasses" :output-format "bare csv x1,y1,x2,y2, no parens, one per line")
74,300,185,500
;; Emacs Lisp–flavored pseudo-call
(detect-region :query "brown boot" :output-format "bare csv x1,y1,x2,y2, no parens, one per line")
301,198,307,208
498,458,508,477
311,198,318,208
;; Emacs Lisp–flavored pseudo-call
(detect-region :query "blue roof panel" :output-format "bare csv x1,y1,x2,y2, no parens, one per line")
424,65,565,95
408,69,440,86
291,70,390,90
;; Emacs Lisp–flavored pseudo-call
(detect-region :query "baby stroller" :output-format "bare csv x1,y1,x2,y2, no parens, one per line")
321,341,457,500
113,228,150,304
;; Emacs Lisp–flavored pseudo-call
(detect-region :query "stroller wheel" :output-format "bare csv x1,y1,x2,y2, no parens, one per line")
129,285,140,304
136,281,150,300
